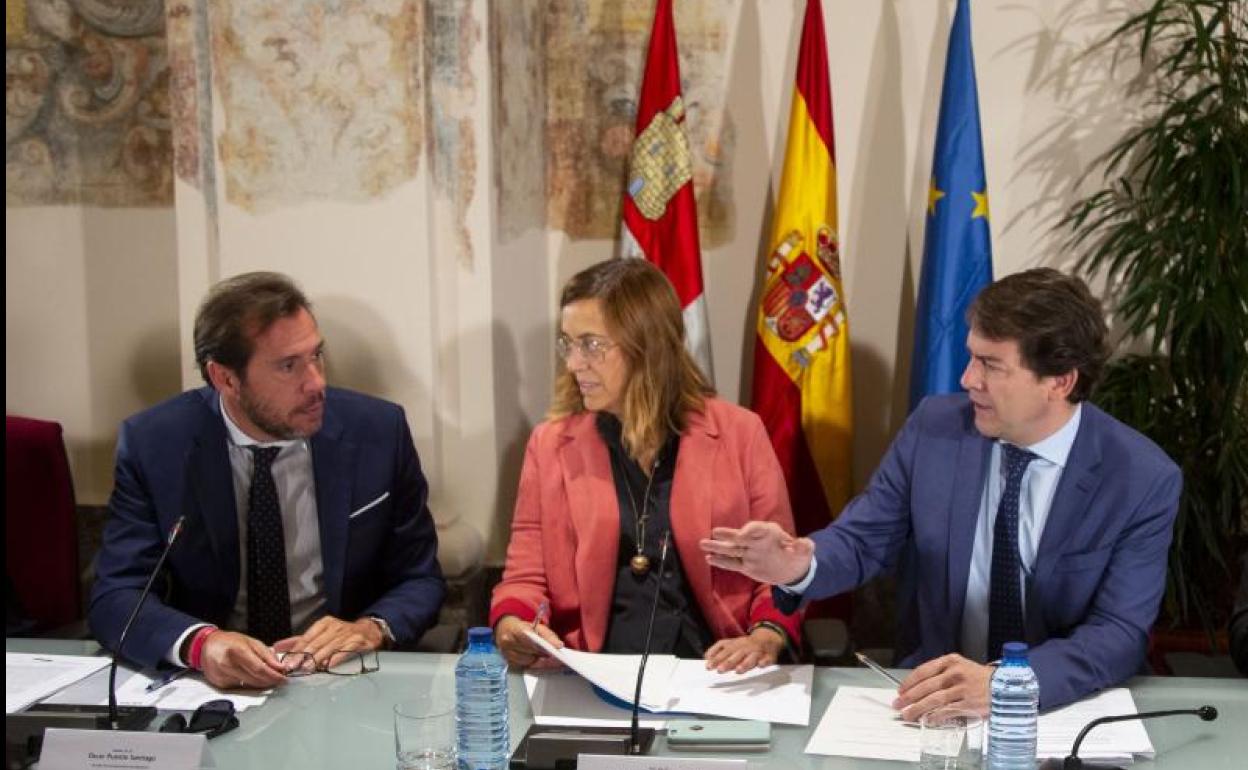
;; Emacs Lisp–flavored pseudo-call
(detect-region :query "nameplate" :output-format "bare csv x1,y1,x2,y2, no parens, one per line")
39,729,208,770
577,756,746,770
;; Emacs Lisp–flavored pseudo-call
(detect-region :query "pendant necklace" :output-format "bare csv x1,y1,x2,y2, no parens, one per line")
618,454,660,576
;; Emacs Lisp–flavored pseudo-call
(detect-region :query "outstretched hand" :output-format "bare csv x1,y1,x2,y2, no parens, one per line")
699,521,814,586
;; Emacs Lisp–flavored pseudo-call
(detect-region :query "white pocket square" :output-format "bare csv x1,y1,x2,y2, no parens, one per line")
348,491,390,519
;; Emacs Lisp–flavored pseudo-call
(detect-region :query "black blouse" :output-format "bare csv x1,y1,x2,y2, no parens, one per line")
595,413,714,657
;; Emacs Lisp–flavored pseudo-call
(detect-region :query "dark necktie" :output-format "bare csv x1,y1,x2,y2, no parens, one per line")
987,444,1037,661
247,446,292,644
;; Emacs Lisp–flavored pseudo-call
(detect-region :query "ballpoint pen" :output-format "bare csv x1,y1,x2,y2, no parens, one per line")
532,600,550,629
854,652,903,687
145,667,190,693
854,653,921,727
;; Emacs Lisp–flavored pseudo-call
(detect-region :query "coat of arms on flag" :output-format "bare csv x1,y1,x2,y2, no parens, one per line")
760,226,846,370
627,96,693,220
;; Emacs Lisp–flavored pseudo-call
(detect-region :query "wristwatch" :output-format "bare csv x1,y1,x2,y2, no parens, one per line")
366,615,396,647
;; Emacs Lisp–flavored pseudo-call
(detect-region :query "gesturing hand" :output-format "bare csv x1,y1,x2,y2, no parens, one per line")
699,521,814,586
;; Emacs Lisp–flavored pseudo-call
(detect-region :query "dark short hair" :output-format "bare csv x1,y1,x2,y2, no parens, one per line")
966,268,1109,402
193,272,312,386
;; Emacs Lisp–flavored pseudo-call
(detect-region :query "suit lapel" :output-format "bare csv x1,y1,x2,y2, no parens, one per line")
559,416,619,650
311,405,354,616
946,414,992,636
1033,410,1103,586
188,393,240,607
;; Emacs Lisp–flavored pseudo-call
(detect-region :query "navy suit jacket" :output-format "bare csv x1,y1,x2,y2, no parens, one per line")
784,394,1180,709
89,387,446,669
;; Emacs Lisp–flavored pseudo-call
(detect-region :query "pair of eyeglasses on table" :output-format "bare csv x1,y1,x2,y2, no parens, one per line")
275,649,381,677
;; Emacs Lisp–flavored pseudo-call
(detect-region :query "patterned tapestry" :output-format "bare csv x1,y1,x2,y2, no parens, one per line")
6,0,173,206
496,0,735,244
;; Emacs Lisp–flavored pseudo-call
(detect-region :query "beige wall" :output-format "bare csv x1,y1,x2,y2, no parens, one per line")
5,1,1139,567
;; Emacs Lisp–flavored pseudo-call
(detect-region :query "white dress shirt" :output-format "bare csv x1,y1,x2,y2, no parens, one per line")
220,398,326,634
960,403,1082,662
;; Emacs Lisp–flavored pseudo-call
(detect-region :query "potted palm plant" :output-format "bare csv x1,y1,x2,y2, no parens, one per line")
1062,0,1248,643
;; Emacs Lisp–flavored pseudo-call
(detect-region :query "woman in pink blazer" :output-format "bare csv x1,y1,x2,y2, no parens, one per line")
490,259,801,673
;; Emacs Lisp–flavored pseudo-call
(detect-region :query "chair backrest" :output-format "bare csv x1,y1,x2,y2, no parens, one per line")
5,415,81,633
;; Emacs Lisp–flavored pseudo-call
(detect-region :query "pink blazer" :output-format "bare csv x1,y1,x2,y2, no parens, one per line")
490,397,802,651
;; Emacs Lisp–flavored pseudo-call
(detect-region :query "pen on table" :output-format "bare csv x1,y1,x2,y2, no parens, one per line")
145,668,190,693
854,652,903,688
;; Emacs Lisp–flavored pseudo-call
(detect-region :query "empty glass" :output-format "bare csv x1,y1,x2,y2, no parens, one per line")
919,707,983,769
394,696,456,770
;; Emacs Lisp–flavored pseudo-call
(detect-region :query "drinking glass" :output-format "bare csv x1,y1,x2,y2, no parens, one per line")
919,707,983,769
394,696,456,770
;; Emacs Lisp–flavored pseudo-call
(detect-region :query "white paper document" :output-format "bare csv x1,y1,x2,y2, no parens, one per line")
1036,688,1154,763
523,630,813,725
524,669,678,729
806,685,1155,763
110,670,270,712
5,653,111,713
805,686,919,760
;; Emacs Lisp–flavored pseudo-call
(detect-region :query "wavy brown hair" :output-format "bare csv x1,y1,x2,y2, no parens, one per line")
550,259,714,467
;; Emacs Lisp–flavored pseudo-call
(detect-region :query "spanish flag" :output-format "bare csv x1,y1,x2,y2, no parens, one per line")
751,0,852,535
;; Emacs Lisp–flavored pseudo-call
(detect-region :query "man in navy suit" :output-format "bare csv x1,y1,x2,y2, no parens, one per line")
90,272,445,690
702,268,1180,714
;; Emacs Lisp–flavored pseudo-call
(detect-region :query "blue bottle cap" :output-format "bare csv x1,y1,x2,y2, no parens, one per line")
467,626,494,643
1002,641,1029,658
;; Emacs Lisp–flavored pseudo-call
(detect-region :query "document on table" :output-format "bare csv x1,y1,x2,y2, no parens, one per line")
805,686,919,761
111,669,270,712
523,630,812,725
1036,688,1153,763
6,653,111,713
524,668,679,729
806,685,1154,763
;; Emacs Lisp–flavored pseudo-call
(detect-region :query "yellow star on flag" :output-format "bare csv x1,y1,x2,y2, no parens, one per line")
928,178,946,216
971,189,990,220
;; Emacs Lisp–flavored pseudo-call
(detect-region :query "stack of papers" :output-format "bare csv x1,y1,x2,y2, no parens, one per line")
1036,688,1154,764
523,630,813,726
6,653,111,713
806,686,1155,763
112,670,270,712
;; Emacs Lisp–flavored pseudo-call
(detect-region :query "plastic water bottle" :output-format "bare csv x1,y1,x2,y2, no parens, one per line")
455,627,509,770
987,641,1039,769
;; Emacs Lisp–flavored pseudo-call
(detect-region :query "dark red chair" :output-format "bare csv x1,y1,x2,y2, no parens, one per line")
5,415,81,634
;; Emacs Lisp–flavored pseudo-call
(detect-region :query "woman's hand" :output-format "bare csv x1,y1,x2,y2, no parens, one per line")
494,615,565,669
703,626,786,674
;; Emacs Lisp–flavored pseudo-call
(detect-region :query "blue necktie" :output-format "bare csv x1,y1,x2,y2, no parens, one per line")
247,446,292,645
988,444,1037,661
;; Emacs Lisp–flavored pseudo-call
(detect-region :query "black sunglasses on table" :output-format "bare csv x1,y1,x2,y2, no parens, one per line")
159,699,238,739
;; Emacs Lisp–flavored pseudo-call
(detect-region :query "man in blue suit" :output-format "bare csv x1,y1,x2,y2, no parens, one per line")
90,272,445,690
702,268,1180,714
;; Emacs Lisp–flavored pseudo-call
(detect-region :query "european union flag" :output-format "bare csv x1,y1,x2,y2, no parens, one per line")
910,0,993,410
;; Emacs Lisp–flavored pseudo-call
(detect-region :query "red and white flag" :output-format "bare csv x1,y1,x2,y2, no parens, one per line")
619,0,713,381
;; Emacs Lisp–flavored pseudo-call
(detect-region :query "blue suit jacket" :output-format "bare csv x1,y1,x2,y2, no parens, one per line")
89,387,446,669
788,394,1180,709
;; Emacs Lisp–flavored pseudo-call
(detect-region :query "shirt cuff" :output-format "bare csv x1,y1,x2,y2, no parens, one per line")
780,558,818,595
168,623,213,667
